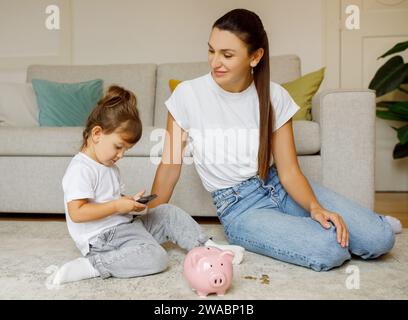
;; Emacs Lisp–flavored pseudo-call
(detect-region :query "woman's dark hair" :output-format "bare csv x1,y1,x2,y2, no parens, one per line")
81,85,142,150
213,9,273,182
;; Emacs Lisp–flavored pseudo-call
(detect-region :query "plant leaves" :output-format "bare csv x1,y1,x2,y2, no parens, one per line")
376,110,408,121
378,41,408,59
369,56,408,96
377,101,397,109
393,142,408,159
389,101,408,116
397,124,408,145
398,86,408,94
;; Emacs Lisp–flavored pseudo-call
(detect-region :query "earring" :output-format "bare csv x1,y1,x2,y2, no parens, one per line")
250,62,256,74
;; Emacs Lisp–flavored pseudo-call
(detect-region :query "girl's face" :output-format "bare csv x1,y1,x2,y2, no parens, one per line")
208,27,261,91
87,127,133,167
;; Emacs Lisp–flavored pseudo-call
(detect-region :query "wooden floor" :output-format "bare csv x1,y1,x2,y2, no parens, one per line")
374,192,408,227
1,192,407,227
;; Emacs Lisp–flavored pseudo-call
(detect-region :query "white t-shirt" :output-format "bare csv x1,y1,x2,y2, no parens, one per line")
62,152,132,255
165,72,300,192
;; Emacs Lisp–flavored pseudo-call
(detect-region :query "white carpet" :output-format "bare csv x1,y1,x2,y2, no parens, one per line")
0,220,407,299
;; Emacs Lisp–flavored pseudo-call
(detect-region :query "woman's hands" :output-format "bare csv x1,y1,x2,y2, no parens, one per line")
115,190,147,214
310,206,349,248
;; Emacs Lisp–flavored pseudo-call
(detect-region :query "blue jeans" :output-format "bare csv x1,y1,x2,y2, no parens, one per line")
211,165,395,272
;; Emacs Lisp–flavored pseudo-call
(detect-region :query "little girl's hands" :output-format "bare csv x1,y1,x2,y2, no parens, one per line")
132,190,146,203
115,190,147,214
131,190,148,213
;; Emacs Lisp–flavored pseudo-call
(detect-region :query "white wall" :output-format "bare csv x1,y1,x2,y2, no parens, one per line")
0,0,326,83
0,0,71,70
71,0,324,75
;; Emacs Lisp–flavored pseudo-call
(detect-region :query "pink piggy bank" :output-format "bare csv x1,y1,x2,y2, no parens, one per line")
183,246,234,297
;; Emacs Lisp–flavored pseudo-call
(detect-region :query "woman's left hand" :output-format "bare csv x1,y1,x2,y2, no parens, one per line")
310,207,349,248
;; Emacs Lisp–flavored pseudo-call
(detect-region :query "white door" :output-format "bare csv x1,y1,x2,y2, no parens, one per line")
340,0,408,191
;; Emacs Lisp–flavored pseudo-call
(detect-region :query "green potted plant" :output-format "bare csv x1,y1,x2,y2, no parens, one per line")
369,40,408,159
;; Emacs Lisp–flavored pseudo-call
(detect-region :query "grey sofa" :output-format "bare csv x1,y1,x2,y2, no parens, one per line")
0,55,376,216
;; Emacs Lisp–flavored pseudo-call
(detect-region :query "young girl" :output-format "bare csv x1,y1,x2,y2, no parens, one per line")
48,85,244,286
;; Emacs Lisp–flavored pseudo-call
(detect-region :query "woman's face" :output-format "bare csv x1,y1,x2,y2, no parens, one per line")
208,27,254,90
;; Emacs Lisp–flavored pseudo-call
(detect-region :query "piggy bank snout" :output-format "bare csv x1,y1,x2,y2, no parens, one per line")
209,273,227,288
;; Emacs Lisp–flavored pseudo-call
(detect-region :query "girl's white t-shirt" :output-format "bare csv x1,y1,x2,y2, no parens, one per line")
62,152,132,256
165,72,300,192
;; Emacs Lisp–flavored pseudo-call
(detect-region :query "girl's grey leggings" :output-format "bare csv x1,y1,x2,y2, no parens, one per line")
86,204,210,279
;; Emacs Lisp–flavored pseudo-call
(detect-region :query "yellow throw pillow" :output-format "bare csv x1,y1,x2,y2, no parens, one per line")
281,67,325,121
169,79,182,93
169,67,325,121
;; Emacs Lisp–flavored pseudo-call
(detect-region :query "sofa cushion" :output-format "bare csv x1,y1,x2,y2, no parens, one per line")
0,126,161,157
154,55,301,128
0,121,320,157
27,64,156,126
0,82,39,127
31,78,103,127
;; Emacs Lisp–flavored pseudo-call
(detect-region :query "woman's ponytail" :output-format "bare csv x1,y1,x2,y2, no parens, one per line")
213,9,274,182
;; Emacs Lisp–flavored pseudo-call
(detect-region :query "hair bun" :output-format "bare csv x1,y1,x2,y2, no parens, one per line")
103,85,133,108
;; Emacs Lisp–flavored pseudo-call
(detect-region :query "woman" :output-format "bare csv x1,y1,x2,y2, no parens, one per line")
148,9,400,271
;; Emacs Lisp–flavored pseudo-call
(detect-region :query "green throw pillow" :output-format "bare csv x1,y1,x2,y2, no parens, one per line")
32,78,103,127
282,67,325,121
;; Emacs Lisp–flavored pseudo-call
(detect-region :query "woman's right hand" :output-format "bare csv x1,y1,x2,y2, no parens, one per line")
148,112,187,208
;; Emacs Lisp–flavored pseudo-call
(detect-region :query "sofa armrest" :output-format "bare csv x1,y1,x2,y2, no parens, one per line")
311,89,376,210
